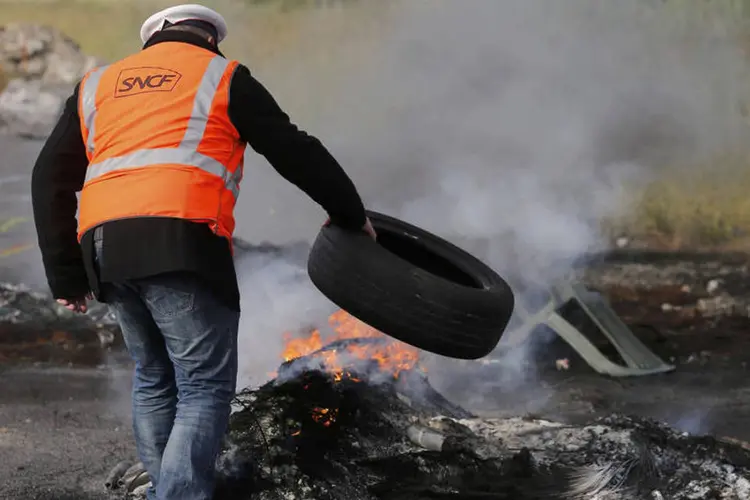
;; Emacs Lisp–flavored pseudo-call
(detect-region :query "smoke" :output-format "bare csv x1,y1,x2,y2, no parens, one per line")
230,0,750,393
234,249,329,389
670,407,714,436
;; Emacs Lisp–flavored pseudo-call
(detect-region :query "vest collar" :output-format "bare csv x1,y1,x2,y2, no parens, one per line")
142,29,225,57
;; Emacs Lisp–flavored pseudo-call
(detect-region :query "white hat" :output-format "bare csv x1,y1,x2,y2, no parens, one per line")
140,4,228,44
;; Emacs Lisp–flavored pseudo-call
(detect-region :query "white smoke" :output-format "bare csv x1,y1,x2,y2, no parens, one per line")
231,0,749,393
234,251,330,389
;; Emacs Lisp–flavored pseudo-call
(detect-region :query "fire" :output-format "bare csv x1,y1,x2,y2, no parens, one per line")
311,407,338,427
280,309,423,381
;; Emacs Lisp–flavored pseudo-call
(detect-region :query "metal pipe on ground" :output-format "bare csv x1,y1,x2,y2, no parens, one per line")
406,425,446,451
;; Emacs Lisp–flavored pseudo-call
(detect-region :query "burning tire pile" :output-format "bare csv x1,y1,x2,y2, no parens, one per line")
103,311,750,500
216,325,750,500
219,380,750,500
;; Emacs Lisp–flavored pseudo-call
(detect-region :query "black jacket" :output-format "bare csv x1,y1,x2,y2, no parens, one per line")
30,30,367,311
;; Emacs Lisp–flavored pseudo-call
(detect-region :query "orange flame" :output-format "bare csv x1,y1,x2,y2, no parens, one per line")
311,407,338,427
278,309,423,381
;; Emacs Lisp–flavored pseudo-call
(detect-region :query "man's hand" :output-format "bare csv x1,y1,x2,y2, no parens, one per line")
323,217,377,241
56,292,93,313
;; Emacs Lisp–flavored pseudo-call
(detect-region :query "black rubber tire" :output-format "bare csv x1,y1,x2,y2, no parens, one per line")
306,210,515,360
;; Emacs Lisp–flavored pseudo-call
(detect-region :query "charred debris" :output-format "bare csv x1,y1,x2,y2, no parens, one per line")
205,338,750,500
99,294,750,500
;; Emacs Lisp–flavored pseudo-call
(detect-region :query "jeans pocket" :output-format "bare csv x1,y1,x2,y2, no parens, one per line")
143,274,197,318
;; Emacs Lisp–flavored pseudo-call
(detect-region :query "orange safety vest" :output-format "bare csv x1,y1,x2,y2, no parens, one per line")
76,41,245,252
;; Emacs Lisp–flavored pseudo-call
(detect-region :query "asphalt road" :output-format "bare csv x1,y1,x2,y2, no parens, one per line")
0,366,135,500
0,136,128,500
0,136,49,289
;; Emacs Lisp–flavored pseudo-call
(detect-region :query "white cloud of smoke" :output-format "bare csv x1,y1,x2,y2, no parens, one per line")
234,250,330,388
231,0,750,394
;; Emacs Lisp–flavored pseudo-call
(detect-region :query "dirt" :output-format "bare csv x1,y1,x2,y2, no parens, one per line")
580,250,750,373
437,250,750,443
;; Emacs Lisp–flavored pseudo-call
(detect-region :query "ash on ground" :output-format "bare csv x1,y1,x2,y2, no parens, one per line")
207,365,750,500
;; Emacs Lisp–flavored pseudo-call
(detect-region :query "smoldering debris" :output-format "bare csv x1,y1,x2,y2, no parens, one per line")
98,259,750,500
212,365,750,500
108,358,750,500
0,282,115,327
0,282,119,365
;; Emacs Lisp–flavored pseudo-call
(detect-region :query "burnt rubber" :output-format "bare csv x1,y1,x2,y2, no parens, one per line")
307,210,515,360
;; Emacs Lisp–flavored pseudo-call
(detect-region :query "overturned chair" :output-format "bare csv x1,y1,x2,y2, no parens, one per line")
499,280,675,377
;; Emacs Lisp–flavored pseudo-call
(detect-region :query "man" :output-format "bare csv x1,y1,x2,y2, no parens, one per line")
30,4,376,499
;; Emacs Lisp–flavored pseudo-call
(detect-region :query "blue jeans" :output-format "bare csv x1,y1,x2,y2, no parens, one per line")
95,242,240,500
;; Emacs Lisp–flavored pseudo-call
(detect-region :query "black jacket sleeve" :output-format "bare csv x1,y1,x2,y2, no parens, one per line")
30,83,90,299
227,64,367,230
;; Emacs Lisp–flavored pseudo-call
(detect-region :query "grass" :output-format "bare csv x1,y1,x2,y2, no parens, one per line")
0,0,391,66
2,0,750,250
609,155,750,250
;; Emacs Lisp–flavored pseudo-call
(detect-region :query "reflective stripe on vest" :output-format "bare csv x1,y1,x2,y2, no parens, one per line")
84,148,240,199
80,56,239,198
80,65,108,154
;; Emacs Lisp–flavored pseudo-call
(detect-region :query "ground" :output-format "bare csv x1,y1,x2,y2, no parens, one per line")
2,249,750,499
441,250,750,441
0,366,135,500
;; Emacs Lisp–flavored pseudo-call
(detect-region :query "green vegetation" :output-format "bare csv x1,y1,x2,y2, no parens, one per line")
608,157,750,249
0,0,389,63
1,0,750,250
0,64,7,93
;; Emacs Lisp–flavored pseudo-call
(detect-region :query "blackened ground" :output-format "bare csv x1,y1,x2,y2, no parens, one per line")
217,370,573,500
216,369,750,499
2,250,750,498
